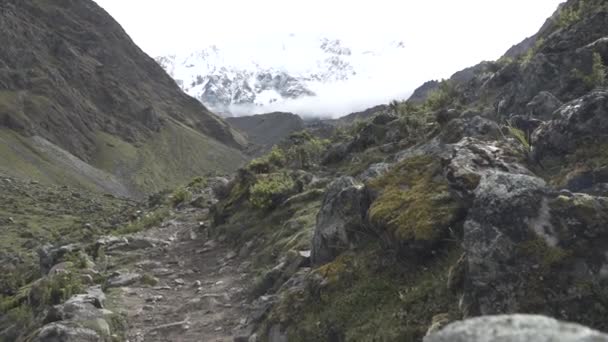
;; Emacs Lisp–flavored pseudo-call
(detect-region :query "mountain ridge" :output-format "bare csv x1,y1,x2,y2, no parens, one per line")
0,0,248,197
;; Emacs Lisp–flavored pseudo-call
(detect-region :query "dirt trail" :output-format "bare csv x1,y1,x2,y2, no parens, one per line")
106,207,255,342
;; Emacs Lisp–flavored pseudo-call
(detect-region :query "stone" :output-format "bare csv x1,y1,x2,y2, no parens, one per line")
357,163,390,182
371,111,398,125
311,177,370,265
424,315,608,342
526,91,562,120
533,90,608,163
267,324,288,342
38,243,82,275
33,322,102,342
106,271,142,288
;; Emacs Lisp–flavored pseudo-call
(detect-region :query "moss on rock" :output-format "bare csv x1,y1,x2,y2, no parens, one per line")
264,245,463,342
368,156,465,244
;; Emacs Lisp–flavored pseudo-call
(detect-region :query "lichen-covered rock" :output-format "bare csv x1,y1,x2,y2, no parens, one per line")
105,271,142,288
439,116,502,144
462,171,549,315
424,315,608,342
311,177,370,265
38,244,82,275
321,142,349,165
357,162,390,182
368,156,466,254
526,91,563,120
533,90,608,160
532,90,608,191
33,322,103,342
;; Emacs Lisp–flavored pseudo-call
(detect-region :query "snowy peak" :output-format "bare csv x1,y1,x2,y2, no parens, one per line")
155,35,410,116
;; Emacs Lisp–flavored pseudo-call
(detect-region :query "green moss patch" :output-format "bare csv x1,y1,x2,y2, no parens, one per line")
266,245,463,342
538,142,608,188
368,156,465,243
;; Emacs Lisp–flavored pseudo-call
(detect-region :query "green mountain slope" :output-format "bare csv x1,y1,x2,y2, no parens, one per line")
0,0,247,197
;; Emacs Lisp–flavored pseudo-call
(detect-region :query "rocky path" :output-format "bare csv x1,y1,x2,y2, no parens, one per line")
105,208,255,342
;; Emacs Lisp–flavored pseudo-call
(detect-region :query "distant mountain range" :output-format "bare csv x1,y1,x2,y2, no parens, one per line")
155,35,408,116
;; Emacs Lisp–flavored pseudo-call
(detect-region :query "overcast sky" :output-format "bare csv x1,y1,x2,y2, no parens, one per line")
93,0,563,115
94,0,562,57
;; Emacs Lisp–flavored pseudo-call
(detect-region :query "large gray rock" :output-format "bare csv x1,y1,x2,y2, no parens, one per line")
533,90,608,160
526,91,562,120
38,244,82,275
33,323,102,342
424,315,608,342
357,163,390,182
106,271,142,288
462,171,548,315
311,177,370,265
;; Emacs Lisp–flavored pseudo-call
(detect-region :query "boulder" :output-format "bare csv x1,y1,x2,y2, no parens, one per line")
357,163,390,182
371,111,397,125
462,171,548,315
33,322,102,342
311,177,370,265
532,90,608,191
526,91,562,120
321,142,349,165
106,271,142,288
439,116,502,144
38,244,82,275
533,90,608,160
424,315,608,342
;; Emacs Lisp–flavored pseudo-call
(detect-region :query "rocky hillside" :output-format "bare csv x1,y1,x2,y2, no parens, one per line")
226,113,305,155
205,0,608,339
0,0,247,197
4,0,608,341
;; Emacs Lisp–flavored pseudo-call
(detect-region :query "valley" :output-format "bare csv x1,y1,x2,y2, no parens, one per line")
2,0,608,341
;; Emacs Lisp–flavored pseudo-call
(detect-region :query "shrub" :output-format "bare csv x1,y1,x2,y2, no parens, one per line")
557,2,582,28
187,176,208,191
506,121,531,152
424,80,458,111
286,137,330,169
521,38,545,65
248,146,286,174
170,187,192,207
249,173,295,210
113,207,170,235
29,272,84,308
589,52,606,88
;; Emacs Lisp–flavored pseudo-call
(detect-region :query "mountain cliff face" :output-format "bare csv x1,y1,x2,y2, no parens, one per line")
155,37,407,116
0,0,247,197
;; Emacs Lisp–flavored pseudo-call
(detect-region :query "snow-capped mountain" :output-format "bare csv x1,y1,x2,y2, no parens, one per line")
155,34,409,116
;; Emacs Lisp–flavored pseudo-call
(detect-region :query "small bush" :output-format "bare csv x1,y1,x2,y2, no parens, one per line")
557,2,582,28
521,38,545,65
113,207,170,235
140,273,159,286
170,187,192,207
248,146,286,174
285,136,330,169
187,176,208,191
424,80,458,111
589,52,606,88
29,272,84,308
249,173,295,210
506,121,531,152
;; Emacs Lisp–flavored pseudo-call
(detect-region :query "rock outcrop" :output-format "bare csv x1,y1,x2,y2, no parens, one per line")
311,177,370,265
424,315,608,342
